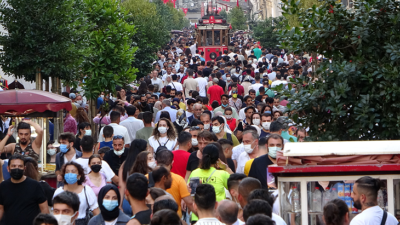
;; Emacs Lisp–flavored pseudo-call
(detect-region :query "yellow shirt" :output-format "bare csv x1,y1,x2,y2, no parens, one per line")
244,158,255,176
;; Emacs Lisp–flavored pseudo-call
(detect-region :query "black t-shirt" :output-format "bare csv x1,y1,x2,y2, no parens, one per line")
227,158,235,172
248,154,274,189
40,181,55,206
103,149,128,175
73,137,81,150
132,208,151,225
186,151,200,172
218,80,226,91
0,177,47,225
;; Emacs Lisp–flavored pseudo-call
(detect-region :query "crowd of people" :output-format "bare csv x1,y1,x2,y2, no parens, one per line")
0,32,397,225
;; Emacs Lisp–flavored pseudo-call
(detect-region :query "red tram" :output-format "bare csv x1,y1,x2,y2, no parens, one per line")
195,14,232,62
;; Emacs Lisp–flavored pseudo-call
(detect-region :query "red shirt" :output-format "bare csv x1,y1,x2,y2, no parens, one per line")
226,118,237,131
171,150,191,178
204,105,212,111
180,75,188,84
207,85,224,105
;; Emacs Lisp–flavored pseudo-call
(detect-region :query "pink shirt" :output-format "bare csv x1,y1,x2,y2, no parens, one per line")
83,173,107,197
63,115,77,135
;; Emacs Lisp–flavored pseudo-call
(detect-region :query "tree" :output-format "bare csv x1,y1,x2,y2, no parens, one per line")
82,0,137,106
278,0,400,141
220,9,228,20
253,16,287,48
227,7,247,30
122,0,170,79
154,0,190,31
0,0,89,83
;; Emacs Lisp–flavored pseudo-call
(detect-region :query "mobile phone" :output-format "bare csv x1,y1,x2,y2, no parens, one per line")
189,177,200,196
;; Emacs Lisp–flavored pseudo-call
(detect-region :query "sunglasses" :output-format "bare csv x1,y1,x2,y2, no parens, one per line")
113,135,124,140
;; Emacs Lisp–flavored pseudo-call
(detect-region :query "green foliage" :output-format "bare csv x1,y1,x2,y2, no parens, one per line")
0,0,89,82
278,0,400,140
227,7,247,30
82,0,137,101
220,10,228,20
154,0,190,31
284,0,323,27
253,16,287,48
122,0,170,79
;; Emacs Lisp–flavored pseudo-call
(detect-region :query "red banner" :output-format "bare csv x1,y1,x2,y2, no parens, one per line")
171,0,176,8
217,7,222,13
182,8,188,15
201,3,204,17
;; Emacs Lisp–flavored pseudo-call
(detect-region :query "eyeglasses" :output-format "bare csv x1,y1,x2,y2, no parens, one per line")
113,135,124,140
190,126,201,131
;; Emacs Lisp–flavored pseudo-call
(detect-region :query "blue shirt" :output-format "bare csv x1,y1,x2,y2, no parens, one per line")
155,106,177,123
100,141,113,149
97,96,104,109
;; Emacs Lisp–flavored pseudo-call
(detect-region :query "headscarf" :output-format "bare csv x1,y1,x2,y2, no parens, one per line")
98,184,121,221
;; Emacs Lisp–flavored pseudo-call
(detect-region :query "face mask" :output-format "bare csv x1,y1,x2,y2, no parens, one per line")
244,141,256,154
148,161,157,169
47,148,57,156
114,149,125,156
158,127,168,134
53,212,77,225
268,146,281,158
85,130,92,136
10,168,24,180
222,103,228,108
102,200,119,211
212,125,222,134
64,173,78,184
253,119,260,126
232,94,238,98
225,115,232,119
192,138,198,146
60,144,69,153
100,95,104,98
265,110,271,114
227,77,231,81
76,100,82,105
203,123,210,130
91,164,102,173
262,122,271,130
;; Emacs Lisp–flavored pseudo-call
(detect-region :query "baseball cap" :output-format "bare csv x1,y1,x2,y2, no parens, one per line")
69,93,76,99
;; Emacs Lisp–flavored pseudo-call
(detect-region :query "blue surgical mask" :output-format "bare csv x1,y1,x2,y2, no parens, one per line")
85,130,92,136
268,146,282,159
265,111,272,114
64,173,78,184
222,103,228,107
102,200,119,211
60,144,69,153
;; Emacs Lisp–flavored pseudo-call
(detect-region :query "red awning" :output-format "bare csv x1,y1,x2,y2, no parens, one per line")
0,89,72,116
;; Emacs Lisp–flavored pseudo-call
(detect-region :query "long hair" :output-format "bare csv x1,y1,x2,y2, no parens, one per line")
130,151,152,175
24,157,39,181
138,81,148,95
75,108,90,124
123,139,148,182
152,118,177,140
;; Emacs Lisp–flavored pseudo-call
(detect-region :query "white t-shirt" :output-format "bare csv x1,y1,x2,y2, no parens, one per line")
271,80,288,88
268,72,276,81
151,78,164,90
148,136,177,151
53,186,99,219
168,82,183,92
272,213,287,225
195,77,208,97
251,83,263,92
232,143,244,161
120,117,144,141
350,206,397,225
74,158,116,182
97,123,131,145
196,218,225,225
105,218,118,225
236,151,250,174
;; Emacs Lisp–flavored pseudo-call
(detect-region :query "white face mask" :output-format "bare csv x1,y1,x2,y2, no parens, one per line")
76,100,82,105
225,115,232,119
252,118,260,126
212,125,222,134
47,148,57,156
203,123,210,130
148,161,157,169
158,127,168,134
268,146,281,158
100,95,104,98
262,122,271,130
53,212,76,225
244,140,256,154
192,138,198,146
227,77,231,81
114,149,125,156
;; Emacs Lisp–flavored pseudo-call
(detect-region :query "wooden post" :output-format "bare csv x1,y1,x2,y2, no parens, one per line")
45,77,49,92
35,68,42,90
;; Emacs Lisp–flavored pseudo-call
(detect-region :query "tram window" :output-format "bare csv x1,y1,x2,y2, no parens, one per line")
222,30,226,46
214,30,221,45
206,31,213,46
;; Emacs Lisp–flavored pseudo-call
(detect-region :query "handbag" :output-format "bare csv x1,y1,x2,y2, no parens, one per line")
83,186,94,224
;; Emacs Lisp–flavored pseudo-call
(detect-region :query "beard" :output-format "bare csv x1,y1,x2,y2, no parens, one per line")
353,199,362,210
19,139,28,145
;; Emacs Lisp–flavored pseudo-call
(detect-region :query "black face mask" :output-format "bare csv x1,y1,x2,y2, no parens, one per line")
141,102,147,106
10,168,24,180
91,164,102,173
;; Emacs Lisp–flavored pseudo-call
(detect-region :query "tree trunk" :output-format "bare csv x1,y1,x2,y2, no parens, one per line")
35,68,42,90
